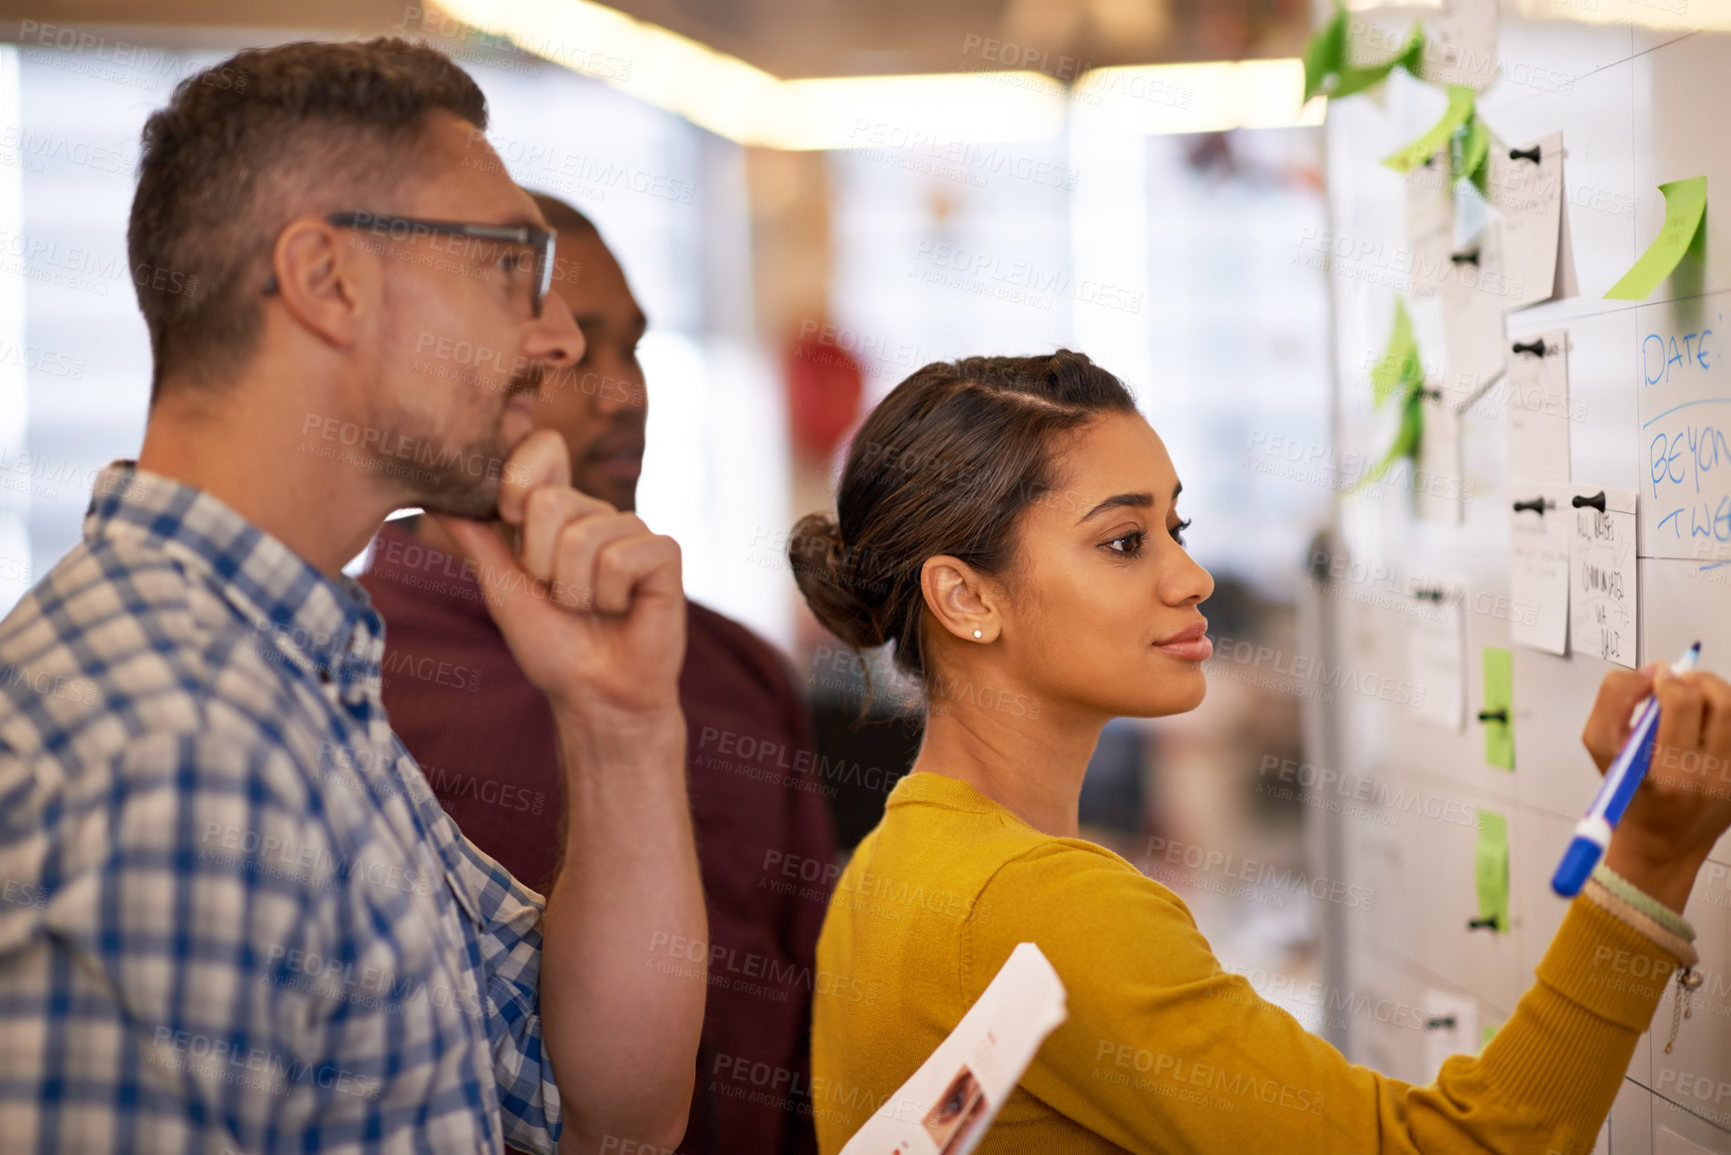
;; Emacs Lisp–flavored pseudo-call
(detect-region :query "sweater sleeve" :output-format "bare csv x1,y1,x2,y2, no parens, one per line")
962,842,1679,1155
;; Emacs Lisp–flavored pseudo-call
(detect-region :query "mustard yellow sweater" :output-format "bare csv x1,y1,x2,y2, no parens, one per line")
812,772,1679,1154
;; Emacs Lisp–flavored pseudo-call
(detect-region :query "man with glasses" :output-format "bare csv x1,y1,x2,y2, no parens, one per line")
0,38,704,1155
262,212,560,310
361,193,836,1155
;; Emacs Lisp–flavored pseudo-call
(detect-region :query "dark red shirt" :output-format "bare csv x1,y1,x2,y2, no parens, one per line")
360,522,835,1155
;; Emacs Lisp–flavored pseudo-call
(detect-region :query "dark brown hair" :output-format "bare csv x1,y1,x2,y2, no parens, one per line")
790,350,1138,687
128,38,489,399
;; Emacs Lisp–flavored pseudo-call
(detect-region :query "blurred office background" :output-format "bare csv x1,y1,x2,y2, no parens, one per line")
0,0,1337,1027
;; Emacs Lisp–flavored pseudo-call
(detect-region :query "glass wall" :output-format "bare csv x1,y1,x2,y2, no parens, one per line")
0,36,789,646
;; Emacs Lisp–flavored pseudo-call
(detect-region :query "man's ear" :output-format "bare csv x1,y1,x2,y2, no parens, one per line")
921,554,1001,644
270,217,365,350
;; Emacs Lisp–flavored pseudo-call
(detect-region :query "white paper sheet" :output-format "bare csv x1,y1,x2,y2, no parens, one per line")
1505,329,1571,484
1408,154,1454,298
1568,487,1639,668
1425,0,1500,91
1419,400,1463,523
1408,579,1465,729
1636,300,1731,565
1488,133,1563,310
840,942,1067,1155
1509,485,1571,655
1440,224,1510,404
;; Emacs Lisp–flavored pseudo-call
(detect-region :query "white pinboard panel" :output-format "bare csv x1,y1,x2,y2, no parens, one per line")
1634,293,1731,564
1510,807,1572,987
1630,35,1731,564
1320,13,1731,1133
1345,772,1418,960
1641,557,1731,867
1401,778,1524,1014
1652,868,1731,1151
1479,34,1640,310
1610,1075,1656,1155
1632,33,1731,303
1510,643,1619,822
1349,950,1434,1087
1562,306,1644,498
1507,806,1661,1124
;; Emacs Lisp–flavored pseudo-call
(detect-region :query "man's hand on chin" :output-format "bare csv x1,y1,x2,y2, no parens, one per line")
434,428,701,1151
433,428,687,729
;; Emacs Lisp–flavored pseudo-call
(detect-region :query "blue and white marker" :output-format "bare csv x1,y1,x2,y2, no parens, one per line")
1552,641,1703,898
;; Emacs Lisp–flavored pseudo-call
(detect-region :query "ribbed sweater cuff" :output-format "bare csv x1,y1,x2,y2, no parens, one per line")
1476,897,1677,1129
1538,895,1683,1027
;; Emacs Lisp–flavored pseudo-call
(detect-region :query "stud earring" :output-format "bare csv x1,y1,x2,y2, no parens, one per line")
973,629,983,639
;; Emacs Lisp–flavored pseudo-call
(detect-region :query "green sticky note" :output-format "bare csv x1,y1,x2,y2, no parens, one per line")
1352,301,1426,496
1302,5,1347,101
1303,0,1423,102
1456,116,1490,192
1391,26,1426,83
1336,26,1425,99
1605,176,1707,300
1369,299,1422,408
1474,810,1510,933
1351,387,1423,496
1384,86,1477,174
1482,646,1513,770
1479,1021,1499,1053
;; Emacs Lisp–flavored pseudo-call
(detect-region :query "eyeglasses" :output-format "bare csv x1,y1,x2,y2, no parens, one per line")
263,211,558,317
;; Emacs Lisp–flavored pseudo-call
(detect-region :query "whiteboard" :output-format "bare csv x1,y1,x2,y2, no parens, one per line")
1319,13,1731,1154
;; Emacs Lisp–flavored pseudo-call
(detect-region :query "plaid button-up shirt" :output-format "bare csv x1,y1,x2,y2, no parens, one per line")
0,463,562,1154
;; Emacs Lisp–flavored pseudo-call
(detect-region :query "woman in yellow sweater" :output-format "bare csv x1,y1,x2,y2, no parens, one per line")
788,350,1731,1154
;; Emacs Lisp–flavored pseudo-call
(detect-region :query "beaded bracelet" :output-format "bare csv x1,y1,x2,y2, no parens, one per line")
1579,877,1702,1053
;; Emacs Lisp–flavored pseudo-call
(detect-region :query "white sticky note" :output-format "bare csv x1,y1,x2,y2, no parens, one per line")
1409,580,1465,729
1635,302,1731,565
1509,486,1570,655
1408,155,1454,297
1440,226,1509,404
1505,330,1571,484
1419,401,1463,523
1420,989,1481,1083
1656,1127,1721,1155
1488,133,1563,310
1568,488,1639,668
1425,0,1499,91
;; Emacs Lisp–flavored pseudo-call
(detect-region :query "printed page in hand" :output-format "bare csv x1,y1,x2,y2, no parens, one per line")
840,942,1067,1155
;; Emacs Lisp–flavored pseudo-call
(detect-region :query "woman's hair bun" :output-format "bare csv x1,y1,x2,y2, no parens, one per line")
786,350,1137,685
788,511,890,652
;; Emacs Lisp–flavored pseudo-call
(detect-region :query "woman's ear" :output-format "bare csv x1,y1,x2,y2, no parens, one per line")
921,555,999,644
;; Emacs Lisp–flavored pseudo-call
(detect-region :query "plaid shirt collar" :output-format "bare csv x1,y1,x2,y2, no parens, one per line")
85,461,385,700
